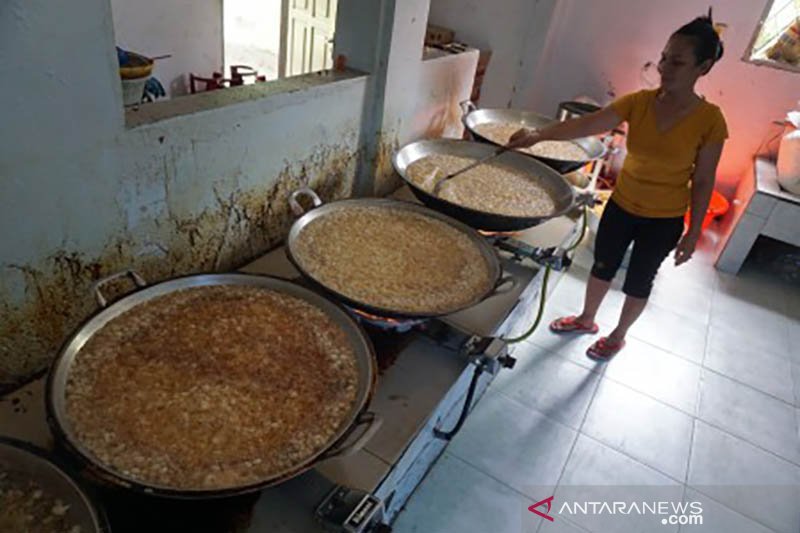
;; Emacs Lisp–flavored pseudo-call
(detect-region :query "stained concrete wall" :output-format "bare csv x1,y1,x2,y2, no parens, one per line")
0,0,366,390
0,0,478,391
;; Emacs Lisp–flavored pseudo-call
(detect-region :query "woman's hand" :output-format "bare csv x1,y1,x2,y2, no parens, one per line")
674,232,699,266
507,128,540,149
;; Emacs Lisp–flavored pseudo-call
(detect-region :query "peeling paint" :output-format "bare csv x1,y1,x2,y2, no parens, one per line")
0,145,357,393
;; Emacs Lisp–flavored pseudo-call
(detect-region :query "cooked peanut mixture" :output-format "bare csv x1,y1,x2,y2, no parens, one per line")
474,122,589,160
0,472,81,533
65,286,359,490
292,206,493,314
406,154,556,217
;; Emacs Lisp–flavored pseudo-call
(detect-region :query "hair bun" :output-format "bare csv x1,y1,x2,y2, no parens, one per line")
674,9,725,69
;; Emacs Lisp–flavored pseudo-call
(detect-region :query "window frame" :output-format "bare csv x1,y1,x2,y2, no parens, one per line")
743,0,800,73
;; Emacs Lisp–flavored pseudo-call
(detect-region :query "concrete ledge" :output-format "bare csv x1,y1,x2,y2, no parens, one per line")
124,69,367,128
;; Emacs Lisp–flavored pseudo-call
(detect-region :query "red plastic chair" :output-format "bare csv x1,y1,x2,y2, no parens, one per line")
189,72,229,94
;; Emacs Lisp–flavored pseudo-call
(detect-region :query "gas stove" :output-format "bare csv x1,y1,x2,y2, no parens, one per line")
0,189,582,533
228,199,581,532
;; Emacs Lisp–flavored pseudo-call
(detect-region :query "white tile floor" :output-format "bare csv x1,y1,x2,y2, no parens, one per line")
393,235,800,533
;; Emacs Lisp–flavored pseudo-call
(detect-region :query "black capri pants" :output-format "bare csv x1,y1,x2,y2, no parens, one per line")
592,199,685,299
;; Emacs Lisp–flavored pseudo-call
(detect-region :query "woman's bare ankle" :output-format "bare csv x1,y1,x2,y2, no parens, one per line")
608,330,626,343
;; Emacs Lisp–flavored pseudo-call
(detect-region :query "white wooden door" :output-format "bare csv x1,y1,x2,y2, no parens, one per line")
281,0,337,77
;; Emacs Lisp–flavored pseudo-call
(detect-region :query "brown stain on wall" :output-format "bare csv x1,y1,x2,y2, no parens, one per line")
424,69,466,141
0,145,357,393
372,134,400,197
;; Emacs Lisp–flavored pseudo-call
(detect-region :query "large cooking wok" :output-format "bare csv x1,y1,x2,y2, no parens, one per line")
286,188,515,319
46,271,380,499
461,101,606,174
393,139,594,232
0,438,107,532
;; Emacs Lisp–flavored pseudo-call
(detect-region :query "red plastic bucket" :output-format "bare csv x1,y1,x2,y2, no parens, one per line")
684,190,730,231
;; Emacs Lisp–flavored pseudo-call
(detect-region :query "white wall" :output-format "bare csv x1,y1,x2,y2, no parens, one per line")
111,0,224,97
513,0,800,193
410,51,480,140
428,0,557,108
223,0,282,80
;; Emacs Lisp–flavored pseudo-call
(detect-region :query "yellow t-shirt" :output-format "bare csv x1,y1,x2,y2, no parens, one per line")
610,89,728,218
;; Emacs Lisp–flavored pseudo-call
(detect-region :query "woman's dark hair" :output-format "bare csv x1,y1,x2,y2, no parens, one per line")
673,7,724,69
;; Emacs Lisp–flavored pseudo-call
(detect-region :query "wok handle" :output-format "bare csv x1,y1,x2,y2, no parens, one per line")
487,275,517,297
459,100,477,123
319,412,383,461
289,187,323,217
460,100,477,140
92,270,147,308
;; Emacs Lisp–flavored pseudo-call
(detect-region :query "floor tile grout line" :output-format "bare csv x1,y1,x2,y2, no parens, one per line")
548,365,606,493
492,387,585,434
583,373,800,470
595,367,698,418
690,416,800,469
677,483,689,533
523,339,608,377
683,481,786,533
442,451,547,507
686,350,705,487
485,343,606,506
551,401,799,487
452,409,788,533
699,365,799,410
554,430,688,497
625,333,703,367
522,341,702,416
705,332,798,365
576,426,690,486
506,356,800,470
498,346,800,467
700,296,711,367
518,252,797,492
534,331,705,372
620,328,798,407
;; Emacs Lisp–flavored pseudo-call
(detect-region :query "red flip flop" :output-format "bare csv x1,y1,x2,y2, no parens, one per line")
549,316,599,334
586,337,626,362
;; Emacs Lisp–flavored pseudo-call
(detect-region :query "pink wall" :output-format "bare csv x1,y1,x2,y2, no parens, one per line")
513,0,798,195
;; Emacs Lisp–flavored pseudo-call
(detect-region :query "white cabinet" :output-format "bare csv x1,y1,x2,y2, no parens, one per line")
715,158,800,274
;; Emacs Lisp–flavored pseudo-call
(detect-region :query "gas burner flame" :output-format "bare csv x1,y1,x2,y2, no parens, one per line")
478,230,522,239
349,308,427,332
351,308,404,325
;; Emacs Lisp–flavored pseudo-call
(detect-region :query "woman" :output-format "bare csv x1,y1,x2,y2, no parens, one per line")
509,12,728,361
